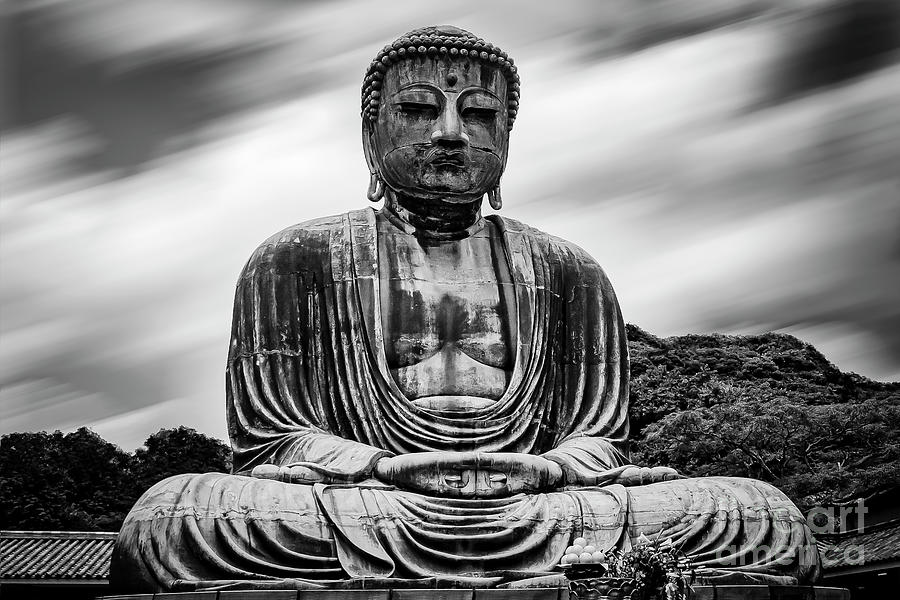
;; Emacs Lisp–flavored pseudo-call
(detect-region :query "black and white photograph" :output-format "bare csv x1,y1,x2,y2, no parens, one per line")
2,1,898,599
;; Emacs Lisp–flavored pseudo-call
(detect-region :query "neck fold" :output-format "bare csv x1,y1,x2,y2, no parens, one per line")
384,192,485,241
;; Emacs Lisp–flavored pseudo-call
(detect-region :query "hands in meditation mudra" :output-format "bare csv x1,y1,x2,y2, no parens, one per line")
252,454,678,498
112,26,820,593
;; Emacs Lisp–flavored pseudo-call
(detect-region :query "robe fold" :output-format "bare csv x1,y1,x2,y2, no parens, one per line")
111,208,820,592
226,208,630,476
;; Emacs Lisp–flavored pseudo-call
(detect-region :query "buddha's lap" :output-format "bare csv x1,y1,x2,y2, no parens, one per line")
123,471,808,545
114,472,818,587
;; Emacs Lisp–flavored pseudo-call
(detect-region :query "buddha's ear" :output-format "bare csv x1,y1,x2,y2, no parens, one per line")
362,121,386,202
361,120,379,174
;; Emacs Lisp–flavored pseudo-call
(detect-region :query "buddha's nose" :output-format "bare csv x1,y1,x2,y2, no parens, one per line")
431,105,469,146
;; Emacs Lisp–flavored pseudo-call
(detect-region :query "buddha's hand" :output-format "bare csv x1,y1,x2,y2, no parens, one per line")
374,452,563,498
603,465,682,487
250,463,356,485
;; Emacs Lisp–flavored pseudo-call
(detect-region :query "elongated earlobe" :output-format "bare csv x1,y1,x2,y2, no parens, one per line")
488,186,502,210
367,172,385,202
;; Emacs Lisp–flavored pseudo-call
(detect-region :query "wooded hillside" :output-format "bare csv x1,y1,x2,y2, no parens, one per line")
628,324,899,510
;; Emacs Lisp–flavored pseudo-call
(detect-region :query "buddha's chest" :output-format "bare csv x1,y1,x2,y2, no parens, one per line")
381,271,507,365
376,217,514,400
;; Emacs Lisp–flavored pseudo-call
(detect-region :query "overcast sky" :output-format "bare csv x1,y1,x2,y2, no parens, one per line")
2,0,898,450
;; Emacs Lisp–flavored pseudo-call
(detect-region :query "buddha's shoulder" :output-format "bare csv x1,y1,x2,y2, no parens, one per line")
242,208,374,271
494,215,612,284
258,209,372,249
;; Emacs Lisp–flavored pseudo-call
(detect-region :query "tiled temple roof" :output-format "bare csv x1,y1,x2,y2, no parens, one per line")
1,530,116,580
818,518,900,570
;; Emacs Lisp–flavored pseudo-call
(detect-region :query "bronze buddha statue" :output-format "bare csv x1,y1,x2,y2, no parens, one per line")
111,25,820,592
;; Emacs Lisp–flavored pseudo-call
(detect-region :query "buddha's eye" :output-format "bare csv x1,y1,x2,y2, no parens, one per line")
461,106,498,120
397,102,438,118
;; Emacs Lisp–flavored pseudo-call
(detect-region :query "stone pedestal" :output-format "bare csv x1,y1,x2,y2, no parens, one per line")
691,586,849,599
101,584,851,599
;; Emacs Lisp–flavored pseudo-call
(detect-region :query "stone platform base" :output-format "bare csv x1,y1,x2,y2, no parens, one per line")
102,585,850,600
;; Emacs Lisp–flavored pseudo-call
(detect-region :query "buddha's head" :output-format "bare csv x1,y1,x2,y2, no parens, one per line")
361,26,520,209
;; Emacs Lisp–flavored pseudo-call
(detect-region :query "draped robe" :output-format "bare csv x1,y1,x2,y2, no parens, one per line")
111,208,821,592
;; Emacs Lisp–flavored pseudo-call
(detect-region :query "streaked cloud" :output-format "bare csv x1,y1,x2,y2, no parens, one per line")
2,0,898,449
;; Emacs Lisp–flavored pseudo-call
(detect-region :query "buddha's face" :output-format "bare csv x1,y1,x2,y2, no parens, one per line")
367,56,509,203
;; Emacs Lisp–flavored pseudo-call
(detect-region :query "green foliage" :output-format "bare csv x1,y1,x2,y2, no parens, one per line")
0,428,134,531
627,324,900,509
0,426,231,531
605,538,691,600
132,426,231,492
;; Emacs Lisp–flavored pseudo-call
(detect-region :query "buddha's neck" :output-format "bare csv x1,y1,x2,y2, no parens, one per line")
384,192,485,241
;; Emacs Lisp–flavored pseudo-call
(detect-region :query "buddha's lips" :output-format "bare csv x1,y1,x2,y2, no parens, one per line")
427,149,467,168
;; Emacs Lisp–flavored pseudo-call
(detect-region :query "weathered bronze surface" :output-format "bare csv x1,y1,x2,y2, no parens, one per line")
111,26,822,593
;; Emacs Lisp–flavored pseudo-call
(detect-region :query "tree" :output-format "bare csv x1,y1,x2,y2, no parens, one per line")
1,426,232,531
0,428,134,530
132,426,231,492
626,325,900,509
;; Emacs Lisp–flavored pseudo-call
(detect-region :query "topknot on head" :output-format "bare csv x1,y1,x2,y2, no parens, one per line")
361,25,521,131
